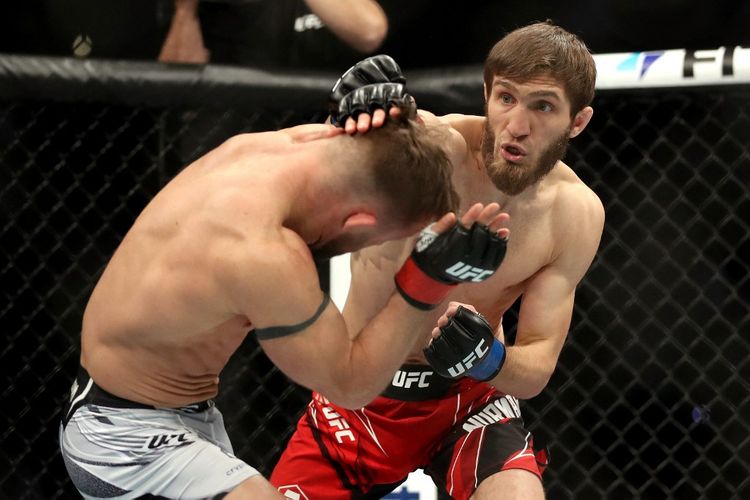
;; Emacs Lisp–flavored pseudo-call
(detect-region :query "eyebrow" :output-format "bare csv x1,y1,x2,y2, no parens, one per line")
493,79,562,101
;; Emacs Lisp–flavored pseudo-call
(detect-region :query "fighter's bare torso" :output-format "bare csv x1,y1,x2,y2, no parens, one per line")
347,114,599,363
80,124,333,407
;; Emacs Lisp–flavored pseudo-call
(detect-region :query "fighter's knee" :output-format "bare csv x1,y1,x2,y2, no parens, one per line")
471,469,544,500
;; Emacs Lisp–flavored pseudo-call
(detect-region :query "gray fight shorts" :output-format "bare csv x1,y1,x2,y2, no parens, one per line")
59,369,260,499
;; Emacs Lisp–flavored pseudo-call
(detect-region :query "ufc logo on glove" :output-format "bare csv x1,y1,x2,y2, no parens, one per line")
445,262,494,282
425,306,507,382
395,223,507,310
446,338,490,377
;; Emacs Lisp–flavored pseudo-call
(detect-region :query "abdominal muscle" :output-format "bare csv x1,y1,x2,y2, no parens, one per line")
82,317,251,408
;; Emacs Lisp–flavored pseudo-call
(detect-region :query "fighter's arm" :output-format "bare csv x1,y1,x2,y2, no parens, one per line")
243,242,432,409
305,0,388,53
482,188,604,398
221,205,507,409
427,187,604,398
342,238,413,334
158,0,209,63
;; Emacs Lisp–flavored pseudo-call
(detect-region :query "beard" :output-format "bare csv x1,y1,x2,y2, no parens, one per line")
481,120,571,195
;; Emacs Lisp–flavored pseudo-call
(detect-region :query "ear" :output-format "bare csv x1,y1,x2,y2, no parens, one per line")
342,211,378,230
483,81,489,103
569,106,593,138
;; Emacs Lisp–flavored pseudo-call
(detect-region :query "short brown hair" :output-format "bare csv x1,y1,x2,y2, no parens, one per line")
363,109,459,225
483,21,596,116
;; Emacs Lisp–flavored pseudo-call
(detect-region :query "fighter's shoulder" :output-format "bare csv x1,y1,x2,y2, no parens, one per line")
437,113,485,155
216,224,318,288
278,123,341,143
437,113,484,127
218,124,336,152
416,112,477,162
550,166,604,251
419,111,481,132
549,160,596,204
255,227,317,271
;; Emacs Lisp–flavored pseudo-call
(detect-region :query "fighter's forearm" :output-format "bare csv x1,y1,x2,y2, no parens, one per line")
303,0,387,53
323,293,436,409
321,207,509,407
486,342,559,400
158,0,208,63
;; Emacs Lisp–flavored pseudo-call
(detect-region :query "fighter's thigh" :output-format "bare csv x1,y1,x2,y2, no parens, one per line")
472,469,544,500
60,407,260,498
271,425,352,499
151,435,262,498
226,475,284,499
427,416,544,499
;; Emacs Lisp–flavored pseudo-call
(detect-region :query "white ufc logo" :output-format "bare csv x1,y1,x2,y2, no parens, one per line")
322,407,355,444
392,370,432,388
445,262,493,282
447,338,488,377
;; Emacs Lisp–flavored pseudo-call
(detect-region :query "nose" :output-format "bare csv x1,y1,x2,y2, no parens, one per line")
506,107,530,140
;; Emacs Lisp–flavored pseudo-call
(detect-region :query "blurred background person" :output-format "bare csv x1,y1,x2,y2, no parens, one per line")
159,0,388,68
1,0,747,69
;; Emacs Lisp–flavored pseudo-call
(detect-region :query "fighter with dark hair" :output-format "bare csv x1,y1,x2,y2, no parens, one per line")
60,103,510,499
272,21,604,499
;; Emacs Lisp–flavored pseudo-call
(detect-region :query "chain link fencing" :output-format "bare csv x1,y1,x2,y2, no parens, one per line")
0,57,748,498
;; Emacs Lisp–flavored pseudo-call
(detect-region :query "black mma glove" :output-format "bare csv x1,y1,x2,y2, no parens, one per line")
424,306,506,381
332,83,415,126
330,54,406,103
395,223,507,310
328,54,413,126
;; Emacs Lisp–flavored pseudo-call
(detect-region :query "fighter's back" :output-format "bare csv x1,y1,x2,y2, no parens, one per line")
80,125,332,407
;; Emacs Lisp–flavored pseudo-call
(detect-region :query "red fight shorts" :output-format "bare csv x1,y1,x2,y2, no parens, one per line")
271,364,548,500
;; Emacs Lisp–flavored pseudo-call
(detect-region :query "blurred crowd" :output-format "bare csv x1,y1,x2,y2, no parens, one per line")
0,0,748,71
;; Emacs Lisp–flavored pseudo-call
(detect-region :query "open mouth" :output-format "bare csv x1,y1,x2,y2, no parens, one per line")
501,144,526,163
